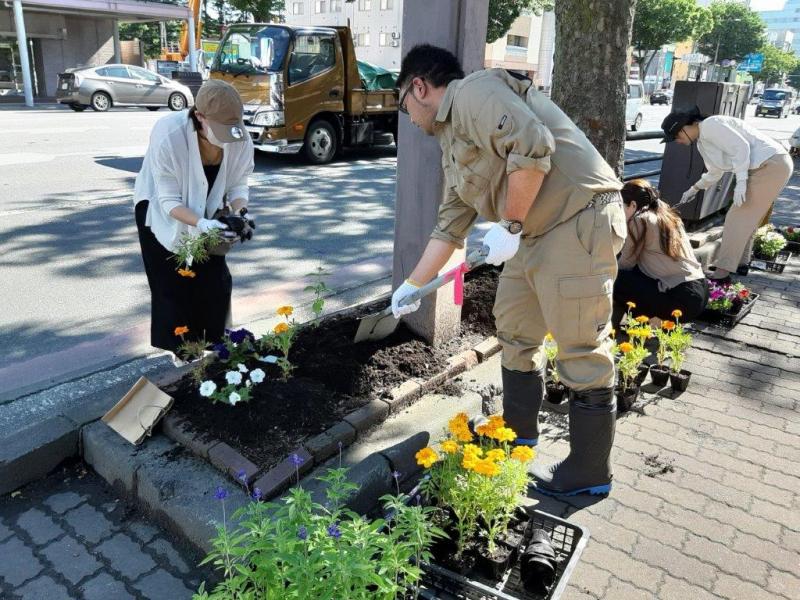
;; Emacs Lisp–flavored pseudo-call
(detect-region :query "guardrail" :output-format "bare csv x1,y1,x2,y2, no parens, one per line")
623,130,665,182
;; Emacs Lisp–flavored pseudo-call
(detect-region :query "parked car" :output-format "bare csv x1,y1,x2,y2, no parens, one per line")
750,92,762,105
56,64,194,112
650,89,672,105
755,88,794,118
626,79,644,131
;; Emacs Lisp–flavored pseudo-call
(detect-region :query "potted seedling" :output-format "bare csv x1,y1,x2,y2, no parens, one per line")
543,333,567,404
781,225,800,252
651,320,674,387
667,311,692,392
625,314,653,386
615,341,650,411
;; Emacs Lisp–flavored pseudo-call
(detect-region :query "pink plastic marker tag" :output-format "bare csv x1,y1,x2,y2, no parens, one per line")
442,262,471,305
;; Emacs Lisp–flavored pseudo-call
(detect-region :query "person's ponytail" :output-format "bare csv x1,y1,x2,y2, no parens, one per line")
621,179,684,260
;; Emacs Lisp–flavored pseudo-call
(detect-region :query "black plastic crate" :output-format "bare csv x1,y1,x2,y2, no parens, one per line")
421,508,589,600
749,251,792,273
698,293,759,329
784,240,800,254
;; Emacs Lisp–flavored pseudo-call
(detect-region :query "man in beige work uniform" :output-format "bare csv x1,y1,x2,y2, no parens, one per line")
392,45,626,496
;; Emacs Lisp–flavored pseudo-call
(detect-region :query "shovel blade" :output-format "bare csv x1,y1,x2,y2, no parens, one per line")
354,311,399,343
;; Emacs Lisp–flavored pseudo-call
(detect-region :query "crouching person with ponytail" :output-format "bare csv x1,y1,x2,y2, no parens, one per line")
614,179,708,321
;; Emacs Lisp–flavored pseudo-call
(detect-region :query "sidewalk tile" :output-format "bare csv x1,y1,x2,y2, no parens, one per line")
14,575,71,600
64,503,115,544
80,572,136,600
16,508,63,545
767,569,800,598
96,533,156,579
42,492,85,515
714,573,782,600
659,575,722,600
682,532,769,585
40,535,102,585
0,537,44,587
133,569,194,600
632,537,716,590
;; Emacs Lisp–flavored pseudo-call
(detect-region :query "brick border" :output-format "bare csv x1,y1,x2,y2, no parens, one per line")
159,335,502,500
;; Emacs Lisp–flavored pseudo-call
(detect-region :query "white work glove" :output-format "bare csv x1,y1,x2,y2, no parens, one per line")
391,280,422,319
196,218,228,233
732,182,747,208
482,222,521,266
680,186,698,205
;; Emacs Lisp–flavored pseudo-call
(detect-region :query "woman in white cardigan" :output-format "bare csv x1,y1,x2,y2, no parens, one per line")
133,80,254,360
662,109,793,281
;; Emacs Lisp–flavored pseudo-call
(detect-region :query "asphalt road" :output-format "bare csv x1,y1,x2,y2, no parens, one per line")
1,102,798,396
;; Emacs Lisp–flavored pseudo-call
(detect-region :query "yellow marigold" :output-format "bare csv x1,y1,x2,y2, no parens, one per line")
488,415,505,427
472,458,500,477
662,320,676,331
475,424,492,437
177,268,196,278
174,326,189,336
441,439,460,454
628,327,653,340
273,322,290,335
635,315,650,324
618,342,634,353
544,332,554,342
486,449,506,462
492,427,517,443
511,445,536,463
463,444,483,457
276,305,294,317
462,453,479,470
626,301,636,309
415,447,439,469
452,426,473,443
448,412,468,432
671,309,683,319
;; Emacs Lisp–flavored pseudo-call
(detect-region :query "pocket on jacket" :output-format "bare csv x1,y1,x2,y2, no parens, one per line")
557,274,614,344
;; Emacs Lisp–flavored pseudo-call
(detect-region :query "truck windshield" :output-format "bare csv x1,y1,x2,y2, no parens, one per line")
763,90,788,101
211,26,290,75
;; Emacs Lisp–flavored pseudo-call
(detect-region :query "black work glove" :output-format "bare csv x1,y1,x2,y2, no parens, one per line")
218,210,255,242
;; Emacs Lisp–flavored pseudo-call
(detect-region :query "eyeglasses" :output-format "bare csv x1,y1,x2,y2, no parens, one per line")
398,82,412,115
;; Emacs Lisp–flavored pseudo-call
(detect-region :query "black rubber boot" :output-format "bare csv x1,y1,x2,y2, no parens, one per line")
530,387,616,496
501,366,544,445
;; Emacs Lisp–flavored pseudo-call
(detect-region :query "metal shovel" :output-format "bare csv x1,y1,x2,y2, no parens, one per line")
354,246,489,343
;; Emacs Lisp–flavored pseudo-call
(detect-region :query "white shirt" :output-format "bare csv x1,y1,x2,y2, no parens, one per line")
694,115,786,191
133,111,254,252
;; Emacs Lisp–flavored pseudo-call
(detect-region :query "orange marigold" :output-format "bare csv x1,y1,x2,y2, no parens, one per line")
174,326,189,336
618,342,634,353
662,320,676,331
415,447,439,469
671,309,683,319
273,322,290,335
626,301,636,309
635,315,650,324
277,305,294,317
511,445,535,463
177,268,196,278
472,458,500,477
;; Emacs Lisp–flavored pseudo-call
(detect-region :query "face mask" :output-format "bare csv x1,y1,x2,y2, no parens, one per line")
204,124,226,148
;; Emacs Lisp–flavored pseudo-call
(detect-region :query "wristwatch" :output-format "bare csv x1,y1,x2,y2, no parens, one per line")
498,218,523,235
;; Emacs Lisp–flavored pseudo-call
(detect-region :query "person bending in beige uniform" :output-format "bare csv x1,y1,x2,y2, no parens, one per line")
391,45,626,497
663,109,793,281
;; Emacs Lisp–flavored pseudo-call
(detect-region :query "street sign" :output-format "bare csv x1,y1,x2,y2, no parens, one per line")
738,53,764,73
680,53,710,64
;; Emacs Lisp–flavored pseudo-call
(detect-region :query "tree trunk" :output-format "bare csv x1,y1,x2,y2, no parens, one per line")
552,0,637,176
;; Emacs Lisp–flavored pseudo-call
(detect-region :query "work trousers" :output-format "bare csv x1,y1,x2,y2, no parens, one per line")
614,267,709,323
715,153,793,272
493,193,627,391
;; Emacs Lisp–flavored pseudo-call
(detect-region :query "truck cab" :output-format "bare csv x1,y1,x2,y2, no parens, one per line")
210,24,398,164
756,88,794,119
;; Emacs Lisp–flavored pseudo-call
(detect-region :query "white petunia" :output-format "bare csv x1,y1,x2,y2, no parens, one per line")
246,380,252,387
258,355,279,364
229,392,241,405
199,381,217,397
238,363,249,373
225,371,243,385
249,368,266,384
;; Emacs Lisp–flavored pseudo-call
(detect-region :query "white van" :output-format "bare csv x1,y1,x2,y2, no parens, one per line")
626,79,644,131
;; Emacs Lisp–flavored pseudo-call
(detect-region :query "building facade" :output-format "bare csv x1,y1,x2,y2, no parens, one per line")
757,0,800,55
284,0,403,70
484,10,555,90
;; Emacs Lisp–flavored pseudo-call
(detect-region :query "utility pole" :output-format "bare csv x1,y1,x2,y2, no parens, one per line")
12,0,33,107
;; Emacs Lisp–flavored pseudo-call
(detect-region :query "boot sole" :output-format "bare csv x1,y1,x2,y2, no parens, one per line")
515,438,538,447
534,483,611,497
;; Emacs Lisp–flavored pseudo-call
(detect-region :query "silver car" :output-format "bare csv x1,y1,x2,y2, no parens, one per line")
56,64,194,112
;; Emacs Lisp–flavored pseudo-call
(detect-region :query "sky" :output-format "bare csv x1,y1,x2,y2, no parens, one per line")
749,0,786,12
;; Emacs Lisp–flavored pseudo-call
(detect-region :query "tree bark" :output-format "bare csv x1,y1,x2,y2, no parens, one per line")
552,0,637,176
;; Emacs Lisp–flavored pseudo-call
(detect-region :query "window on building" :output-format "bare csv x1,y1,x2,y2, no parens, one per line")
315,0,326,13
359,0,372,10
379,32,389,46
506,35,528,48
288,34,336,84
380,0,393,9
355,32,371,47
331,0,342,11
293,2,304,14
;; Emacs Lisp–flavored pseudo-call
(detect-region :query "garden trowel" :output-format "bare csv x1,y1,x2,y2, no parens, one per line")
354,246,489,343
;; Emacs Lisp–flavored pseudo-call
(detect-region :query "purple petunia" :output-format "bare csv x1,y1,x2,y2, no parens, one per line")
212,343,230,360
229,328,255,345
214,486,229,501
252,487,263,501
392,471,401,480
290,453,305,467
237,469,248,483
327,522,341,539
297,526,308,540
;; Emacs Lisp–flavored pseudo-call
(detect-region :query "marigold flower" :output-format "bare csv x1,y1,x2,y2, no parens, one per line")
486,449,506,462
544,332,554,342
415,447,439,469
475,424,492,437
441,439,460,454
463,444,483,457
462,453,479,470
511,446,535,463
277,305,294,317
626,301,636,309
671,309,683,319
618,342,634,353
273,322,290,335
635,315,650,324
174,326,189,336
492,427,517,443
661,320,676,331
448,413,473,441
488,415,505,427
177,268,196,278
473,458,500,477
451,425,473,443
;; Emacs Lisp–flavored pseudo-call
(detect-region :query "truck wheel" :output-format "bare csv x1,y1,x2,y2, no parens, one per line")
69,104,87,112
91,92,111,112
303,120,337,164
631,113,642,132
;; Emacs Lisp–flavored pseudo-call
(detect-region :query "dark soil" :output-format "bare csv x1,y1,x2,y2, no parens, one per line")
642,452,676,478
170,266,501,468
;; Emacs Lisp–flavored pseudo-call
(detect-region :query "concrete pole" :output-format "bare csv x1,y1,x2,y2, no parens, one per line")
12,0,33,107
113,20,122,64
393,0,489,345
187,15,198,71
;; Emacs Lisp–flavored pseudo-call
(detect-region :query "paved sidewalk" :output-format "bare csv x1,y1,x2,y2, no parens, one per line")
0,461,208,600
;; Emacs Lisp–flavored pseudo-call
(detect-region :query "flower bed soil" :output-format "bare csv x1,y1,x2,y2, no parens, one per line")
167,266,500,469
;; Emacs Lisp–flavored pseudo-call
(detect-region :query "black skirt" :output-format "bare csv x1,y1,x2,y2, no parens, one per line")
135,200,232,353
